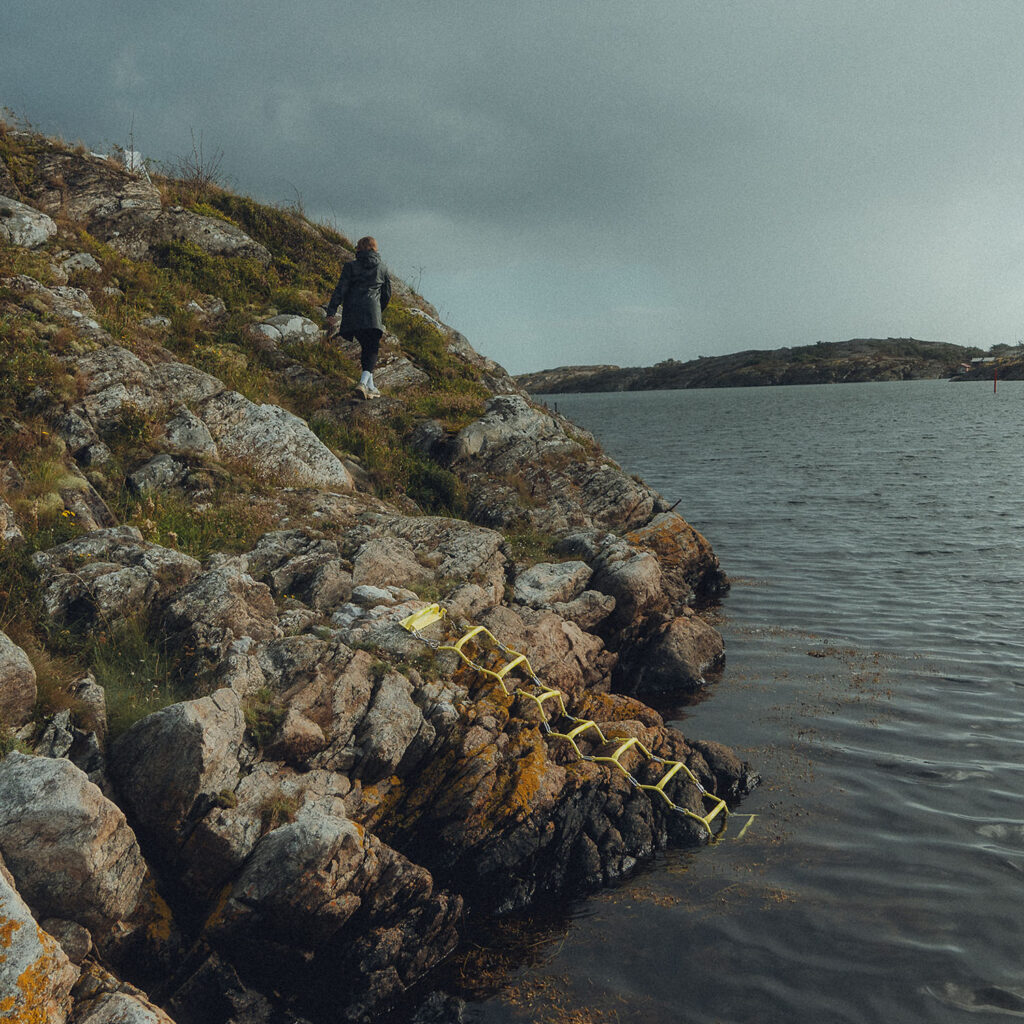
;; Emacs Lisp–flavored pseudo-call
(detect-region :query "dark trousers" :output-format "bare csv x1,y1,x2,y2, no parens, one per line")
343,328,383,372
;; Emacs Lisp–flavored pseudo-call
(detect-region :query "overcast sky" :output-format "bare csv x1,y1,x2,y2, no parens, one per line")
5,1,1024,374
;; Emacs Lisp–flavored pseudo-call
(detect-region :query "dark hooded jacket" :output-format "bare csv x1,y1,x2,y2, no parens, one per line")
326,249,392,332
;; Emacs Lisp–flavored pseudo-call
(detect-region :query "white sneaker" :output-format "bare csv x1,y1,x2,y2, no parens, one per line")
366,386,381,399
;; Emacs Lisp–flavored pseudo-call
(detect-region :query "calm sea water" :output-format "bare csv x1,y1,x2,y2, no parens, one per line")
471,380,1024,1024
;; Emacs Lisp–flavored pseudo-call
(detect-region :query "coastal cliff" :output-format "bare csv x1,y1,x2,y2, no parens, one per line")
516,337,980,393
0,124,754,1023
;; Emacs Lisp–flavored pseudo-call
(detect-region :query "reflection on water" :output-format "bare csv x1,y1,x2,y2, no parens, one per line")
471,382,1024,1024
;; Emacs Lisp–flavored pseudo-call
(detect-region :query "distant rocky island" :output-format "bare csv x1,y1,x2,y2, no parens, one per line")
516,338,984,393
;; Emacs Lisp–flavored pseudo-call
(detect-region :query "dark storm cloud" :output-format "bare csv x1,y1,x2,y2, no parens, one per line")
6,1,1024,373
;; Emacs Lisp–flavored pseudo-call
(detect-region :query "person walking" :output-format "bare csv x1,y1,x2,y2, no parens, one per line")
325,236,392,399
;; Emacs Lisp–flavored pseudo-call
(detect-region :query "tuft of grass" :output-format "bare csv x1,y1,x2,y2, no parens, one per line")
85,617,184,739
0,727,32,757
242,687,286,748
114,487,278,561
503,527,560,567
257,791,302,833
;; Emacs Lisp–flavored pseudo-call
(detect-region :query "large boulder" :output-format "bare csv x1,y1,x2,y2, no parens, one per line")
204,805,462,1022
31,150,270,265
588,538,666,632
162,567,282,670
513,559,592,608
626,611,726,694
346,513,506,607
0,194,57,248
197,390,354,492
0,754,150,953
33,527,202,629
0,632,36,727
625,511,728,604
0,853,78,1023
108,689,248,860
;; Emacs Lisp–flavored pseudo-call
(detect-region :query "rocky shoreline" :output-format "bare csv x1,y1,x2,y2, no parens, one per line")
0,127,754,1022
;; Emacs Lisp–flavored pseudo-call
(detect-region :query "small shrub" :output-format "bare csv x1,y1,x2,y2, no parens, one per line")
214,788,239,810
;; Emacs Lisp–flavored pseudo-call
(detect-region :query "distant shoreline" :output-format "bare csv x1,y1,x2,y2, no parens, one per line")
515,337,995,394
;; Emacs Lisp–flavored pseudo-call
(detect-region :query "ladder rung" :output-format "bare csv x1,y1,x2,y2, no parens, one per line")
400,604,445,633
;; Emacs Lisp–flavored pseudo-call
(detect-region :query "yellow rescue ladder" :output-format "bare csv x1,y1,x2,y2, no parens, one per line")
400,603,733,839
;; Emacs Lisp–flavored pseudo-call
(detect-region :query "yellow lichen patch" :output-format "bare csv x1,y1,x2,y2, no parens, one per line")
503,740,548,820
0,912,22,948
200,883,234,935
144,884,175,945
11,934,71,1024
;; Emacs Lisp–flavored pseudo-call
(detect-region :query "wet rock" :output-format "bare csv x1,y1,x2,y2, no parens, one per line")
0,853,78,1023
0,754,149,953
0,631,36,727
0,194,57,247
626,611,725,694
411,992,468,1024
